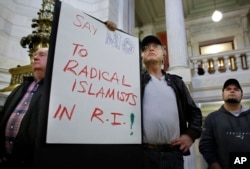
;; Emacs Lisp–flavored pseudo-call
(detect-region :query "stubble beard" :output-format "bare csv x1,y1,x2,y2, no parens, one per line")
225,98,240,104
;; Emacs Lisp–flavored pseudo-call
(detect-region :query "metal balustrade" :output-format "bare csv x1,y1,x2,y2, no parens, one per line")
190,48,250,76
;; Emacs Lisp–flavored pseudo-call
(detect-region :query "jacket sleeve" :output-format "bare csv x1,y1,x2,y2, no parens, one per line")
199,114,219,166
181,79,202,141
168,74,202,141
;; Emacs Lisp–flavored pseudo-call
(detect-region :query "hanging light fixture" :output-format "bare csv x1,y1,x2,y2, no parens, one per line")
211,0,223,22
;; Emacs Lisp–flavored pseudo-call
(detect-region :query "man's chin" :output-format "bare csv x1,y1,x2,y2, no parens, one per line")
225,98,240,103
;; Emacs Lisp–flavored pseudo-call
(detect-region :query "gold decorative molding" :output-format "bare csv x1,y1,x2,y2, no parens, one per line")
0,65,32,92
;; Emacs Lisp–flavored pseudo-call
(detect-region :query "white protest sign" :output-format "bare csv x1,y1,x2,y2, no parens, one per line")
46,2,141,144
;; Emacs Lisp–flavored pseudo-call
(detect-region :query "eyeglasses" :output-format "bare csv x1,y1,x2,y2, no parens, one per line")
142,43,162,51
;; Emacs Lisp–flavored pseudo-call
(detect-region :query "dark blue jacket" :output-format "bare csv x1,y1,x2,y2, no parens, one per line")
199,105,250,169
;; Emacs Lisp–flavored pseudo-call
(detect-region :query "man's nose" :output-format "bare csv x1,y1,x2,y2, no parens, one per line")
230,89,236,93
148,45,155,50
33,56,39,62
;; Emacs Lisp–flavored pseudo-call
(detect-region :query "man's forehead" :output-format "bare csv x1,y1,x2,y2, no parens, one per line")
225,84,240,89
36,48,48,53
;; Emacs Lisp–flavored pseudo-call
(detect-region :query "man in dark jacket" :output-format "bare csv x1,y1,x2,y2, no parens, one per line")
199,79,250,169
0,21,117,169
141,35,202,169
0,47,48,169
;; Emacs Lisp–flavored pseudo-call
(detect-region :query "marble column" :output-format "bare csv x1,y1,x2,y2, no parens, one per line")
165,0,189,70
241,15,250,47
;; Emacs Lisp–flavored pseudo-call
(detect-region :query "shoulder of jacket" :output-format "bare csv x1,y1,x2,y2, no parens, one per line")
141,70,151,79
23,76,35,82
206,109,225,120
166,73,182,79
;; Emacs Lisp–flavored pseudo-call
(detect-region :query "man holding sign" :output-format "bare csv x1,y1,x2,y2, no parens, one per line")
0,47,49,169
0,21,117,169
141,35,202,169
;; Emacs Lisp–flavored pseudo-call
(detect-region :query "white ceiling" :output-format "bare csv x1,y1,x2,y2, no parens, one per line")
135,0,250,27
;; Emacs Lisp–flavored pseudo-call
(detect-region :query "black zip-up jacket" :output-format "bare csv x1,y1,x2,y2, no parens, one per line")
141,70,202,155
0,76,44,169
